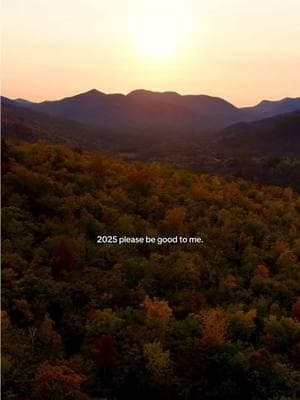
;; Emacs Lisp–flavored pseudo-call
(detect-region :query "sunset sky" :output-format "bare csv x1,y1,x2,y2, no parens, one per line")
2,0,300,106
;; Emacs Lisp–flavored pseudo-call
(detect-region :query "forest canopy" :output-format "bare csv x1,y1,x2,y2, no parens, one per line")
2,138,300,400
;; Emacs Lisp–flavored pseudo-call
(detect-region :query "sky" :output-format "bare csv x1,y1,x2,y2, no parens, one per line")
1,0,300,106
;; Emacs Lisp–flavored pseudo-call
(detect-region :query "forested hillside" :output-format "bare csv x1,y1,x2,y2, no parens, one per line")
2,101,300,191
209,110,300,157
2,139,300,400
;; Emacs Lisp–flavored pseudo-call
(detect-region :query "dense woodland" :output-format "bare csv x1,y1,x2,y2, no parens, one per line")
2,138,300,399
2,101,300,192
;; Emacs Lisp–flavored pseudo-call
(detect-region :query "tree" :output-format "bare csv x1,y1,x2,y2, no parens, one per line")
264,315,300,351
33,361,87,400
92,334,118,371
255,264,270,278
229,309,257,341
51,238,77,279
292,297,300,321
200,308,228,346
86,308,123,338
37,313,62,357
143,342,173,387
163,206,187,233
143,296,173,338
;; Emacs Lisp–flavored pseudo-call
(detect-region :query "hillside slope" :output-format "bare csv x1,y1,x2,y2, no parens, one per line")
243,97,300,121
1,100,104,150
2,100,300,190
208,110,300,157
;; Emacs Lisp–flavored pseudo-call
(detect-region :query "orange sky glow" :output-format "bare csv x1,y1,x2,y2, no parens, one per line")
1,0,300,106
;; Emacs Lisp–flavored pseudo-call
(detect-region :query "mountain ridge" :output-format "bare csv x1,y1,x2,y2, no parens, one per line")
208,110,300,157
2,99,300,190
4,89,300,133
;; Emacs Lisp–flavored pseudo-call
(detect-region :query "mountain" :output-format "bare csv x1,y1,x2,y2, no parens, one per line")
208,110,300,157
2,98,300,190
1,99,106,150
3,97,300,159
4,89,244,132
243,97,300,121
1,99,203,154
5,89,300,133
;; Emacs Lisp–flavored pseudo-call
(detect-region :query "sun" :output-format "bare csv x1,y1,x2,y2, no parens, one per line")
135,16,180,60
130,5,185,61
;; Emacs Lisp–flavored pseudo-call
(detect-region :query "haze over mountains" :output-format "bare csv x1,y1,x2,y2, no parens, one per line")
208,110,300,157
2,89,300,190
1,100,103,150
3,89,300,132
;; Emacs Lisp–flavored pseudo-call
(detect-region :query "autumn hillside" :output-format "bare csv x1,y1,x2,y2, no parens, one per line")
2,139,300,400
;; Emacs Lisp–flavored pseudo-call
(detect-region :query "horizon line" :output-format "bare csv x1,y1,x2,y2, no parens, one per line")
2,88,300,109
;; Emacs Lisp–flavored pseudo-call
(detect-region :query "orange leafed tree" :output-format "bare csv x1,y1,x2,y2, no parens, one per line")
143,296,173,339
163,206,187,233
200,308,228,346
255,264,270,278
143,296,173,325
33,362,87,400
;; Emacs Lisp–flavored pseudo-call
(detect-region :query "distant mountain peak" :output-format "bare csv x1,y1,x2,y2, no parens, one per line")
128,89,152,96
15,98,33,104
127,89,180,98
3,89,300,133
258,97,300,105
81,88,105,96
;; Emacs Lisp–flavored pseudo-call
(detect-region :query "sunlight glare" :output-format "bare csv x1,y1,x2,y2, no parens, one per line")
130,2,187,61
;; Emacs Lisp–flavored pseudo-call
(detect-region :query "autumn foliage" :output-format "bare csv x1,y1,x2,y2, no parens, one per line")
200,308,228,346
2,139,300,400
92,334,118,370
33,362,87,400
